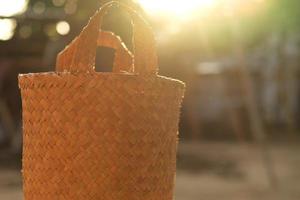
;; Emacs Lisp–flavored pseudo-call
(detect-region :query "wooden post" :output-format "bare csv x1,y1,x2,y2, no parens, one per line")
230,18,278,189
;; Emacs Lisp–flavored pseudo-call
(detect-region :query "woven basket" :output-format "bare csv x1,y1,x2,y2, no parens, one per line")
19,2,185,200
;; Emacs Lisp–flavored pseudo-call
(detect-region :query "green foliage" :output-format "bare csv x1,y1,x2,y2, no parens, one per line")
173,0,300,53
268,0,300,31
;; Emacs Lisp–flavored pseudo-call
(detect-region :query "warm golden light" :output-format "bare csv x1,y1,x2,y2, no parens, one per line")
138,0,265,18
0,0,28,17
138,0,216,16
137,0,266,42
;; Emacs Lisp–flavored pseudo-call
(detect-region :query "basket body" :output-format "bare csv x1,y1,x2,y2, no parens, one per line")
19,72,185,200
20,2,185,199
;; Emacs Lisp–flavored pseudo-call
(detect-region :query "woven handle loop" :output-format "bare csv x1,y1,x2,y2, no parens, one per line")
58,1,158,75
56,31,134,73
97,31,134,73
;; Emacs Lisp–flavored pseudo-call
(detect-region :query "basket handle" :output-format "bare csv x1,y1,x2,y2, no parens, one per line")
98,31,134,73
56,31,134,73
57,1,158,75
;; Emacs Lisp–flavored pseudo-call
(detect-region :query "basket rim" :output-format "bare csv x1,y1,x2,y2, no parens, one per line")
18,72,186,90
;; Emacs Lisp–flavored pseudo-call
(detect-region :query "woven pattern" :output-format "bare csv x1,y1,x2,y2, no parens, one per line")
20,74,184,200
19,1,185,200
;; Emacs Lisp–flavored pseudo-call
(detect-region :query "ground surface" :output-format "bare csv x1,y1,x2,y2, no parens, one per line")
1,142,300,200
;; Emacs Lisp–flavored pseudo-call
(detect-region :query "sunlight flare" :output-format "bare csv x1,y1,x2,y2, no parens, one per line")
138,0,265,18
138,0,216,16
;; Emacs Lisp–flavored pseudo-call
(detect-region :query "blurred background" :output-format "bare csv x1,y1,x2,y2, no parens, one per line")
1,0,300,199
